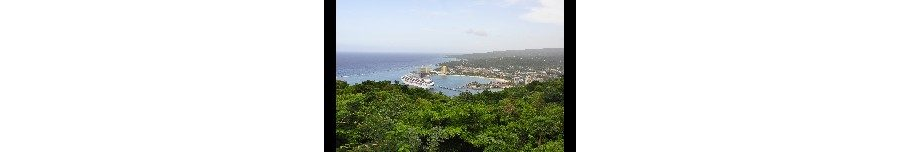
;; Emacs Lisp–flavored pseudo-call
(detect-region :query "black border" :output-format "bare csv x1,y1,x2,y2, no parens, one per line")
326,0,575,151
325,0,336,149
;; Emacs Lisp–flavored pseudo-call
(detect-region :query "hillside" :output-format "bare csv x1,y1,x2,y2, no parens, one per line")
448,48,564,60
438,48,564,85
335,76,565,151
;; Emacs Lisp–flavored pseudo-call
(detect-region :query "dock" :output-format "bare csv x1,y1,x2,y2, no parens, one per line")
435,85,466,92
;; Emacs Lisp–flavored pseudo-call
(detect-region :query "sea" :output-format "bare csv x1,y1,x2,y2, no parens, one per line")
336,52,502,96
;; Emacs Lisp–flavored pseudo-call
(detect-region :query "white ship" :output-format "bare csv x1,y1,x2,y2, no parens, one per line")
401,66,434,89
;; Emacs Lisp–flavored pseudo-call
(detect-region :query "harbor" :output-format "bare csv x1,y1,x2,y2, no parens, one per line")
396,66,508,95
336,64,507,96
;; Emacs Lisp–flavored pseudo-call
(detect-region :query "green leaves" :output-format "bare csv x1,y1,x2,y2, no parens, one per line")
533,139,565,152
335,77,565,151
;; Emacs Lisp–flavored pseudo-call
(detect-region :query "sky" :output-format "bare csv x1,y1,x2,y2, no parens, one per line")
336,0,564,53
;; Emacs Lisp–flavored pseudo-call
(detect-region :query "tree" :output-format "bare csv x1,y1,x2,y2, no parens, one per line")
334,76,564,151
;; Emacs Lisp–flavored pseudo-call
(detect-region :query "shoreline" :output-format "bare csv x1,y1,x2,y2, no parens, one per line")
443,74,509,83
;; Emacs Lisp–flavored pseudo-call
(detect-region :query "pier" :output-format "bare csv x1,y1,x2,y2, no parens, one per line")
435,85,466,92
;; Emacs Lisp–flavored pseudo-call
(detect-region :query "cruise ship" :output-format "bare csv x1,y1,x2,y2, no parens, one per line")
401,67,434,89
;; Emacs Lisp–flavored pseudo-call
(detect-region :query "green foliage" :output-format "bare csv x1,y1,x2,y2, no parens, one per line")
335,76,565,151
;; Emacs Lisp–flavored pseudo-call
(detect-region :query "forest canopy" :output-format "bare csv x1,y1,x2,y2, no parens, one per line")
335,76,565,151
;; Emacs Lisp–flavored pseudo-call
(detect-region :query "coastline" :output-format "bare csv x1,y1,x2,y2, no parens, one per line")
443,74,509,83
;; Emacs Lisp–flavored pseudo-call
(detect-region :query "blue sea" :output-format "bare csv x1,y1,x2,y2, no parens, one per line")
336,52,501,96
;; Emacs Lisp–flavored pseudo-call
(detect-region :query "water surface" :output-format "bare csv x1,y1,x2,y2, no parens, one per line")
336,52,502,96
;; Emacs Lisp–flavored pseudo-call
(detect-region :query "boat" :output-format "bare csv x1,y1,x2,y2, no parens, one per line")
401,66,434,89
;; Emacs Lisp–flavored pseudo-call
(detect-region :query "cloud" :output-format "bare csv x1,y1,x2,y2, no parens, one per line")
465,29,488,37
521,0,564,26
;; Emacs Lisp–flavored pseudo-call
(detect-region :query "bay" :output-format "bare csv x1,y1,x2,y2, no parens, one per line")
336,52,502,96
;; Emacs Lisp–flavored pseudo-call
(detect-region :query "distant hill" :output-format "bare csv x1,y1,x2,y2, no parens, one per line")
438,48,564,85
449,48,564,60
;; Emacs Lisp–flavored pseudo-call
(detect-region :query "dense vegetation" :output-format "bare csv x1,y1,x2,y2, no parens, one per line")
447,48,564,60
440,56,564,72
441,48,564,71
335,76,565,151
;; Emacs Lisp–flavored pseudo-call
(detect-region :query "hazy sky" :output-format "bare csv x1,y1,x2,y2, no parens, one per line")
336,0,564,53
